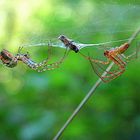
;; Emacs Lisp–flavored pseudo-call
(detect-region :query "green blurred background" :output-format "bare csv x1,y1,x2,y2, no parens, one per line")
0,0,140,140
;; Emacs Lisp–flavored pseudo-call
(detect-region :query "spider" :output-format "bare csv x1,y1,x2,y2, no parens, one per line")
89,43,137,82
58,35,137,82
0,45,67,72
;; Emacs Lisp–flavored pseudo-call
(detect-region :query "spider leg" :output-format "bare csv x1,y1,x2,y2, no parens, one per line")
121,52,137,63
88,55,120,83
107,55,126,74
101,55,126,82
89,58,112,82
121,44,140,62
34,44,52,67
18,46,23,53
121,52,137,62
106,55,125,74
87,52,117,75
102,67,125,83
36,63,60,72
89,54,126,83
38,48,70,72
28,48,70,72
89,60,124,83
18,41,52,68
88,52,122,74
35,59,65,72
79,52,110,65
115,55,126,66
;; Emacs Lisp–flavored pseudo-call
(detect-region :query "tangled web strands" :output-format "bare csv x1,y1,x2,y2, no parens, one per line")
21,38,130,50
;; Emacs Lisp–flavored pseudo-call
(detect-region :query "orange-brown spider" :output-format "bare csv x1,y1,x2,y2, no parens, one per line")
89,43,136,82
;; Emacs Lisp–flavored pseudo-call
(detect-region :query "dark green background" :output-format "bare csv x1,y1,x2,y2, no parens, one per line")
0,0,140,140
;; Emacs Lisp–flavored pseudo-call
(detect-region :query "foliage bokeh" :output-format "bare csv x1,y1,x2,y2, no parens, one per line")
0,0,140,140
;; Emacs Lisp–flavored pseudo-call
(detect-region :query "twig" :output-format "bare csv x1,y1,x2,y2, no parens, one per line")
53,27,140,140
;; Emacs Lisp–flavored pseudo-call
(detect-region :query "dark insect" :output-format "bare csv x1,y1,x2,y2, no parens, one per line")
58,35,79,53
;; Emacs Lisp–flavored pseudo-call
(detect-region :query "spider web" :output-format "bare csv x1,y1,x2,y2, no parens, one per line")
16,2,140,76
19,2,140,50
